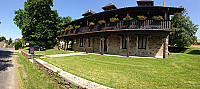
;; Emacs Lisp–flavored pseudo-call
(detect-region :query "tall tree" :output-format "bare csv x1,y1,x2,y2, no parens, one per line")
13,0,60,48
61,16,72,24
8,37,12,45
0,36,6,42
170,7,198,48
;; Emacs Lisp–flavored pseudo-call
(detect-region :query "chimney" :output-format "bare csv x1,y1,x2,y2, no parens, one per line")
163,0,166,7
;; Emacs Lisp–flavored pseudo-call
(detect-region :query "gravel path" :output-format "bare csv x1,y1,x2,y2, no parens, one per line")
0,48,18,89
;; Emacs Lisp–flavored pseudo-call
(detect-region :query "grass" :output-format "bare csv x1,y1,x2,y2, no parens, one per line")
21,47,73,55
41,46,200,89
16,53,62,89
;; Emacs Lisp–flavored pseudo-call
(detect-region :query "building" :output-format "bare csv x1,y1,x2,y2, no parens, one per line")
0,40,7,48
197,39,200,45
57,0,183,58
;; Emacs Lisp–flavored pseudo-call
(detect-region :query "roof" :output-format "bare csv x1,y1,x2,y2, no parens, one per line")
197,39,200,43
137,0,154,6
102,2,117,10
82,10,96,16
137,0,153,1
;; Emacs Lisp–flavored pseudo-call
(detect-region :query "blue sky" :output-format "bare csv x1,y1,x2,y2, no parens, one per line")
0,0,200,40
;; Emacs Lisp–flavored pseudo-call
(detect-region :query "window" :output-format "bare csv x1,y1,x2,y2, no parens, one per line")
80,37,83,47
138,36,147,49
122,36,127,49
88,38,91,47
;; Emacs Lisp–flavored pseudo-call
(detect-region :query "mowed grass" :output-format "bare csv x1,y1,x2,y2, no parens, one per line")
41,47,200,88
16,53,62,89
21,47,72,55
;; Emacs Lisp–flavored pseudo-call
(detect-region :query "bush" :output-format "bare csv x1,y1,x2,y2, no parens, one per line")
14,40,22,50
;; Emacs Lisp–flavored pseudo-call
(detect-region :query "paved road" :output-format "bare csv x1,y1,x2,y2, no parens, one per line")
0,48,17,89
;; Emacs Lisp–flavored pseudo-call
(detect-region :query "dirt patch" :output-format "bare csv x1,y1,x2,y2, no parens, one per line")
14,53,20,89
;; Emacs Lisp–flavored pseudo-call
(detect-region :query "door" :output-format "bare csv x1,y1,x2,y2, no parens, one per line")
101,37,107,52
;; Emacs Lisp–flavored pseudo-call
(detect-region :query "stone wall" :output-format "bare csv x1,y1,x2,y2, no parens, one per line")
74,36,101,53
103,34,167,57
72,34,169,58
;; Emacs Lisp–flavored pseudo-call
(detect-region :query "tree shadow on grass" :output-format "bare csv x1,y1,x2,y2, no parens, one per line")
187,50,200,55
169,47,188,53
0,50,14,71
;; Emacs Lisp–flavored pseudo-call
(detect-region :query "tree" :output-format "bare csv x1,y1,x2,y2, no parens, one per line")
13,0,60,48
14,39,22,50
61,16,72,24
8,37,12,45
169,7,198,48
0,36,6,42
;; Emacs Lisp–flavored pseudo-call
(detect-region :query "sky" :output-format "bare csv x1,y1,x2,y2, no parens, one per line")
0,0,200,40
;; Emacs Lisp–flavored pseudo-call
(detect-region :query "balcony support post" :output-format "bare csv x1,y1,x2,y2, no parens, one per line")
66,39,69,50
164,11,168,20
74,38,77,52
163,34,168,58
86,37,89,54
126,35,130,57
101,36,105,55
64,39,67,51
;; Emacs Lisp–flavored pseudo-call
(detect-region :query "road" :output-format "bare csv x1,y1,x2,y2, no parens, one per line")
0,48,17,89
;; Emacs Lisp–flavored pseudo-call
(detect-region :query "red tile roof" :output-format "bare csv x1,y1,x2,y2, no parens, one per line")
197,39,200,43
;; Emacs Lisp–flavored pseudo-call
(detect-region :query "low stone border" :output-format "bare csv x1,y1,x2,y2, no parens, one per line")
20,50,42,59
33,58,112,89
20,50,112,89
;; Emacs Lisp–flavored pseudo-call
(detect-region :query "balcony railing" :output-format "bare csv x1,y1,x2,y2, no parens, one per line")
59,19,171,36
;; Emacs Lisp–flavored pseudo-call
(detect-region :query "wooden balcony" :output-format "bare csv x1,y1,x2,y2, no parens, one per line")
58,19,171,36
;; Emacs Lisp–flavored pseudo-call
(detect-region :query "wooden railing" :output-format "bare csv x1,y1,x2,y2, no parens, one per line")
58,20,171,36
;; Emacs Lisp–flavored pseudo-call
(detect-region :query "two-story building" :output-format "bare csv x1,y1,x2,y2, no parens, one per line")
57,0,183,58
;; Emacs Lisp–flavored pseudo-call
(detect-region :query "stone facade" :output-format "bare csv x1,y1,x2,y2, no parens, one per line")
72,34,169,58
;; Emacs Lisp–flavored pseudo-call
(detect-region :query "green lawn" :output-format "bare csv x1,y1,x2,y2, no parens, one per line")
16,53,62,89
21,47,72,55
41,47,200,89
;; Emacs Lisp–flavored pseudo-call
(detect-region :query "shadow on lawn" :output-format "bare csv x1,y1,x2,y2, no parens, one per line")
168,47,188,53
187,50,200,54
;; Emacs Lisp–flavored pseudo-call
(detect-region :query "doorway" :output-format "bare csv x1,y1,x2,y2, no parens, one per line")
101,37,107,52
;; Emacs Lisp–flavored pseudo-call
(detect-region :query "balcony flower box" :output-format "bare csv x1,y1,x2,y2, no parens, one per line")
89,22,95,26
98,20,106,25
152,16,163,20
123,16,133,21
75,25,80,29
110,18,119,22
138,15,147,20
66,25,74,30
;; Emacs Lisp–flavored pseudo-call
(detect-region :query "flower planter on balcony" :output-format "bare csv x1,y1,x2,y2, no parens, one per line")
110,18,119,23
123,16,133,21
138,15,147,21
138,18,146,20
98,20,106,25
75,25,80,29
89,22,95,26
153,16,163,20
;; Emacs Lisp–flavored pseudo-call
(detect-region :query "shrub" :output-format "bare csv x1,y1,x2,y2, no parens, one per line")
14,39,22,50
